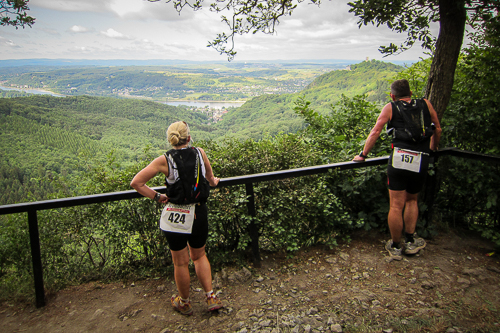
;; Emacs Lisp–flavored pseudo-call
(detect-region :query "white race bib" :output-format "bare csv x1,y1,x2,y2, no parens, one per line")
160,203,196,234
392,148,422,173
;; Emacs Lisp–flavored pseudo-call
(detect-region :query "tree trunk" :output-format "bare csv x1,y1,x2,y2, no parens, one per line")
425,0,467,122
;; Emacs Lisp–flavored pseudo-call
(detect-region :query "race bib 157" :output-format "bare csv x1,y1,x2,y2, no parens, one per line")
392,148,422,173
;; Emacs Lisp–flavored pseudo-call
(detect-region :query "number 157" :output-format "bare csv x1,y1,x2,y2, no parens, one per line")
401,154,414,163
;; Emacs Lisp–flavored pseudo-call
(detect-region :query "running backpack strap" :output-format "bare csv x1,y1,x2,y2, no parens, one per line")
390,100,427,143
164,149,179,185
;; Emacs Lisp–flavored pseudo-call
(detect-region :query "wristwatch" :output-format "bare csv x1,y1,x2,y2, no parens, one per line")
359,151,368,158
153,192,161,202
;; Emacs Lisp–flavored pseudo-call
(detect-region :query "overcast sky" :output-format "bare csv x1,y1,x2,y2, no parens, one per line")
0,0,438,63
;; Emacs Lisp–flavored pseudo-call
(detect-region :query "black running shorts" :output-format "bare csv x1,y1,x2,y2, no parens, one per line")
387,153,430,194
162,203,209,251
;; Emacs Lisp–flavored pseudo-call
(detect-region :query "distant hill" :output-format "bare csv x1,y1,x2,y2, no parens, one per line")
0,62,345,101
214,60,404,140
301,59,403,107
0,58,366,68
0,59,217,68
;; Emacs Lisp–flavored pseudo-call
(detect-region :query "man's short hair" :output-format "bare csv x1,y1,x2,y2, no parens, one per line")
391,79,411,99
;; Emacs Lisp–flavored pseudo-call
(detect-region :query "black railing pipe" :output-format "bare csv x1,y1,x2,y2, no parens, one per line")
0,147,499,307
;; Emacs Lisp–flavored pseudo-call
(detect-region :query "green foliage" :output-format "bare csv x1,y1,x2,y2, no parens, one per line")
348,0,438,56
434,21,500,247
393,57,433,99
203,134,356,260
0,213,32,301
295,94,390,162
0,149,172,300
0,89,32,98
0,0,35,28
294,94,391,230
302,60,402,107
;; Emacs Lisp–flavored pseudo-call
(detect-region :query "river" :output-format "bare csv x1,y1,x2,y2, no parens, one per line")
162,101,245,109
0,85,65,97
0,86,245,109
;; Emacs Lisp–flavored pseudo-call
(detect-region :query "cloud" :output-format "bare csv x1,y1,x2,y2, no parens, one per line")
18,0,434,62
32,0,194,21
100,28,130,39
68,46,96,54
32,0,107,12
70,25,91,33
0,36,21,48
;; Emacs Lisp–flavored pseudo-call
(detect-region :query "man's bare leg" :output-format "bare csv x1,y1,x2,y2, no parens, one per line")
388,189,407,244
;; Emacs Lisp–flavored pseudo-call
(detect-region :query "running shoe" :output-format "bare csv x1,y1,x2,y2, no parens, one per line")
385,240,403,260
171,295,193,316
207,294,223,312
404,233,426,255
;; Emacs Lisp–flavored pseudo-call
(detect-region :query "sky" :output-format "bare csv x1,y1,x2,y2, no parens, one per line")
0,0,438,63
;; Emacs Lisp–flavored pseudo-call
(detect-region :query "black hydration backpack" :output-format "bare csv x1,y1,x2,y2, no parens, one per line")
388,99,435,143
164,148,210,204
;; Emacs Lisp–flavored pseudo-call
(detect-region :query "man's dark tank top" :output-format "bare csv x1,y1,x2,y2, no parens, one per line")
387,99,433,153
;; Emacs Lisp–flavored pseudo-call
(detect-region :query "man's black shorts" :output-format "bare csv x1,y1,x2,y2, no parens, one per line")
162,203,209,251
387,153,430,194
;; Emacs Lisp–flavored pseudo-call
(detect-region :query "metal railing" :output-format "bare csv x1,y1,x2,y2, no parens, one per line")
1,147,499,308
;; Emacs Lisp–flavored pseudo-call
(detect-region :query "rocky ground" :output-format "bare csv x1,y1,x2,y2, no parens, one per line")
1,229,500,333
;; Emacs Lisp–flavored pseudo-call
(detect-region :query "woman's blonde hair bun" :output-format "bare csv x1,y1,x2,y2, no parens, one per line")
166,121,190,147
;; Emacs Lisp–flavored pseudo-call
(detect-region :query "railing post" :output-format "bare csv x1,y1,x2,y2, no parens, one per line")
27,209,45,307
245,183,261,267
423,155,440,228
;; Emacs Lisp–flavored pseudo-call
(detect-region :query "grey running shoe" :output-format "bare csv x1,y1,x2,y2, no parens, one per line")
404,234,426,255
385,240,402,260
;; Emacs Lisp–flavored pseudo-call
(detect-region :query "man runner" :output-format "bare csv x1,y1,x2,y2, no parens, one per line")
353,79,442,260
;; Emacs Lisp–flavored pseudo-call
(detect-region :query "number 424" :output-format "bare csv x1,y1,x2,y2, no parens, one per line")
168,213,186,224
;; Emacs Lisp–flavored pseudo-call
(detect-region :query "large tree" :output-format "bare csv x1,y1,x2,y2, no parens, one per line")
152,0,498,122
348,0,497,121
0,0,34,28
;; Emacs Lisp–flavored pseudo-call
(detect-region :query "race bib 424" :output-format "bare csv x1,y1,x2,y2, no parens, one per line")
160,203,196,234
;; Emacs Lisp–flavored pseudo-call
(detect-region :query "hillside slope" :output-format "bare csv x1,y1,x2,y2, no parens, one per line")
0,96,211,203
214,60,403,140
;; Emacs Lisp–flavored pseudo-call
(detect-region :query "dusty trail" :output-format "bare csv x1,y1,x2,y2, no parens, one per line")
1,229,499,333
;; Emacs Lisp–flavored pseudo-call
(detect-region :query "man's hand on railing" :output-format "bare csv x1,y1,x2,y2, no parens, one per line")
352,155,365,163
353,150,368,163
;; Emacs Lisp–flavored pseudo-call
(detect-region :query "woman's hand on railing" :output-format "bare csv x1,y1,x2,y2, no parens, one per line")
210,177,220,187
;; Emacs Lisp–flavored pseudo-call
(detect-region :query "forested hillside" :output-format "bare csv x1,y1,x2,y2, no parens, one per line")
0,60,404,204
301,60,403,107
0,96,211,204
216,60,403,139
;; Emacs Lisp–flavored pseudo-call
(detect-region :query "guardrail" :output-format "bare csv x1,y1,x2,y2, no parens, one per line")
1,148,499,307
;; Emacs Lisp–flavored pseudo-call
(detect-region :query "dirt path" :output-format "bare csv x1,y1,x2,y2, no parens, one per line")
1,229,499,333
